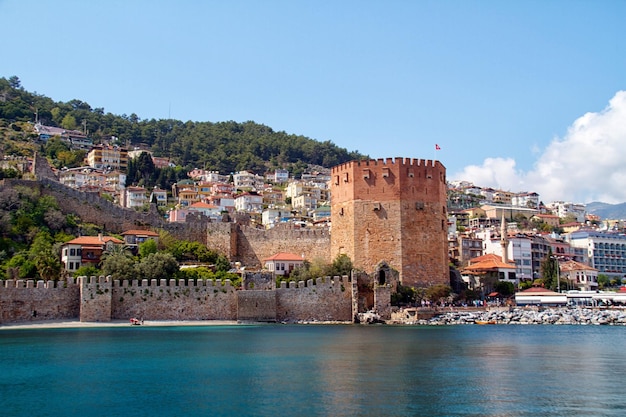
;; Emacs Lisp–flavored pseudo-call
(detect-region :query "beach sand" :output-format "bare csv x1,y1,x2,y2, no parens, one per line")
0,319,240,330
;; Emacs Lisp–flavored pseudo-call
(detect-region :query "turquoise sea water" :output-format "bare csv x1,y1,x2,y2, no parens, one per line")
1,324,625,417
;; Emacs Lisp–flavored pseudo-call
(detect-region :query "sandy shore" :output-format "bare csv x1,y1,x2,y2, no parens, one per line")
0,319,240,330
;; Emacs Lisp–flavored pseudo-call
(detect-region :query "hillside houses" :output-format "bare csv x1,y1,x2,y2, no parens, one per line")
163,168,332,228
44,147,624,292
445,181,624,294
35,123,93,149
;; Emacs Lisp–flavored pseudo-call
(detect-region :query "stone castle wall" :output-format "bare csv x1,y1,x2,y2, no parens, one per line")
5,178,166,233
79,276,112,322
110,278,238,321
331,157,448,287
237,291,277,322
276,276,353,322
0,279,80,323
1,179,329,264
1,273,357,324
235,223,330,268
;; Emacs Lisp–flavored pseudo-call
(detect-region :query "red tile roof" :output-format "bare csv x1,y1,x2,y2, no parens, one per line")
263,252,304,262
121,229,159,236
65,236,123,245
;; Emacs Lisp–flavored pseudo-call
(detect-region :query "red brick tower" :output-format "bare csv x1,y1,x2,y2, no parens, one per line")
330,157,448,287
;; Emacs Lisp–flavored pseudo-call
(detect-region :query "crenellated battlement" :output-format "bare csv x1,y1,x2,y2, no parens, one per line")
77,275,235,290
0,273,356,324
331,157,443,174
0,278,80,323
113,278,234,289
0,278,78,290
278,275,349,290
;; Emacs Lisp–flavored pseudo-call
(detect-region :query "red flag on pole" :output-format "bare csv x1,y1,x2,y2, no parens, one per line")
435,144,441,150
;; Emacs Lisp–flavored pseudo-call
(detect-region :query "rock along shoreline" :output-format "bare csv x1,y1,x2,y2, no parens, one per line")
391,307,626,326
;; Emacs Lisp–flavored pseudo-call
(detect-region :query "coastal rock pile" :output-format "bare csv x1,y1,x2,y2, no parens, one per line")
406,307,626,326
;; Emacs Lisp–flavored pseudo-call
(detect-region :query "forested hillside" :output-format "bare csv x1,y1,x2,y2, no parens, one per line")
0,76,364,174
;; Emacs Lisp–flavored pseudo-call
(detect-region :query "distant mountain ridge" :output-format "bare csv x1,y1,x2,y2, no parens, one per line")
585,202,626,220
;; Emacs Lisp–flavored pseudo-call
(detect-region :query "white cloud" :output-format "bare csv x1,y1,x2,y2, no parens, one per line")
453,91,626,204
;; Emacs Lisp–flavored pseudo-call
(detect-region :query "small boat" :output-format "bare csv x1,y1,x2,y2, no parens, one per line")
474,320,496,325
130,318,142,325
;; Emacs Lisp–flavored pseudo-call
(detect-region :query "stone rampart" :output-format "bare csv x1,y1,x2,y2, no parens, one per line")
110,278,238,321
236,223,330,267
4,178,166,233
237,291,277,322
374,285,392,320
2,179,326,264
276,275,353,322
0,278,80,323
0,272,374,324
79,275,112,322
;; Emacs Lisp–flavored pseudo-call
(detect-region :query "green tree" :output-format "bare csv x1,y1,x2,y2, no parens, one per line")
540,249,559,291
73,264,101,278
391,284,417,306
329,254,353,276
494,280,515,296
136,252,178,281
425,284,452,304
61,113,77,130
4,252,36,279
100,245,136,280
167,240,217,263
597,274,610,289
215,254,231,272
29,231,61,280
8,75,21,89
138,239,158,258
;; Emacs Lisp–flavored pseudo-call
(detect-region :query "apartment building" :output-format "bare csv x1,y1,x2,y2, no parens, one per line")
567,231,626,278
86,145,128,171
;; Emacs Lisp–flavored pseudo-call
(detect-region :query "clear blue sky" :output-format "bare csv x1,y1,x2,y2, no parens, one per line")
1,0,625,203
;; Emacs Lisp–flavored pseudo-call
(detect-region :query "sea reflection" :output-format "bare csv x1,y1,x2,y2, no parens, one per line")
1,324,625,417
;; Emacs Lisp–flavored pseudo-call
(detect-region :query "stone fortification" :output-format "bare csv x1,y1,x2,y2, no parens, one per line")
1,179,328,263
79,275,112,322
276,276,353,322
5,178,165,233
32,151,58,181
235,223,330,267
0,278,80,323
330,157,448,287
237,291,277,322
111,278,238,321
0,270,393,324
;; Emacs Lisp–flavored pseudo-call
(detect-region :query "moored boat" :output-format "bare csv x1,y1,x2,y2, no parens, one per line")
474,319,496,325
